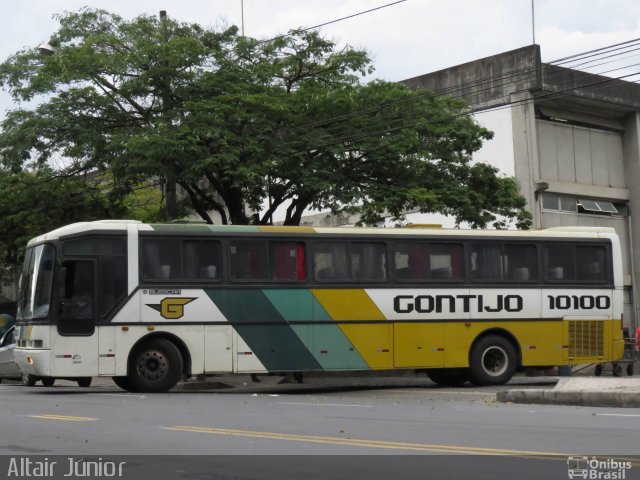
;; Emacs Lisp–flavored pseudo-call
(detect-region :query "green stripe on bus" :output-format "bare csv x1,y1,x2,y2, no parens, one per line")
206,289,322,371
149,224,260,233
263,290,369,370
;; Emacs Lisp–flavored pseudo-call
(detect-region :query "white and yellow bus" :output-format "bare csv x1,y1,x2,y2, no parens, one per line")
14,221,624,392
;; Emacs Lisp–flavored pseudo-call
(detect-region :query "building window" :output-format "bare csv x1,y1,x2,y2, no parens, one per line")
577,199,618,214
541,193,576,212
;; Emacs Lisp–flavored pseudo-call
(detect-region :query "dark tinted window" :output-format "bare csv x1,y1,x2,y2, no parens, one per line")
313,242,386,282
576,245,607,282
229,240,268,280
270,242,306,281
351,243,387,281
63,237,126,256
62,237,127,316
471,243,537,282
394,243,464,281
184,241,221,280
228,241,306,282
544,244,607,283
142,239,182,280
141,238,222,282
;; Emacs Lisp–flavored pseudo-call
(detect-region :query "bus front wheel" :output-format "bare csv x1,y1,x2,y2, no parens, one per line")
469,335,517,386
22,374,37,386
112,376,135,392
129,338,183,393
77,377,92,387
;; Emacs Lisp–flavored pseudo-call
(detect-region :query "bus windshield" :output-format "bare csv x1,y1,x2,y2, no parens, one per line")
18,244,56,320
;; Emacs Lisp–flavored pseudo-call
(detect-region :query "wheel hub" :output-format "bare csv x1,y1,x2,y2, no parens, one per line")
481,346,508,377
137,350,168,381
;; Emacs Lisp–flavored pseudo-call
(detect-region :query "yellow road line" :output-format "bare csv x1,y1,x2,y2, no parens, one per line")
161,425,569,457
162,425,640,466
29,414,98,422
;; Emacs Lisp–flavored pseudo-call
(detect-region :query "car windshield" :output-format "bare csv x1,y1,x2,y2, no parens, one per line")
17,244,55,320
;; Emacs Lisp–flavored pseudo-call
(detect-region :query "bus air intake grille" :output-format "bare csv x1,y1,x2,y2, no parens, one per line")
568,320,604,358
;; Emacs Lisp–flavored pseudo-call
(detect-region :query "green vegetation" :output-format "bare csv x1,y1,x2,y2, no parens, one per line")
0,7,530,276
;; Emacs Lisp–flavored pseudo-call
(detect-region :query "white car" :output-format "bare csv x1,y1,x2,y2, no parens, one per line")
0,325,20,382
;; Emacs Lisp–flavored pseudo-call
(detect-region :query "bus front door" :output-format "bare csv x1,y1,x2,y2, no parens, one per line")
58,260,96,336
53,259,100,376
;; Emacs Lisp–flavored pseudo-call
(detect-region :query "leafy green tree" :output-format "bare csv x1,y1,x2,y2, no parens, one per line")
0,168,118,282
0,8,530,229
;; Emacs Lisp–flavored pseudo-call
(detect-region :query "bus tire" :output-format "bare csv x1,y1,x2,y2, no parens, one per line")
77,377,92,387
22,374,37,386
112,376,135,392
426,368,469,387
129,338,183,393
41,377,55,387
469,335,517,386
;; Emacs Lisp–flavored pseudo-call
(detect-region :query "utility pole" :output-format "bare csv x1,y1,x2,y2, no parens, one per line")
531,0,536,45
159,10,178,221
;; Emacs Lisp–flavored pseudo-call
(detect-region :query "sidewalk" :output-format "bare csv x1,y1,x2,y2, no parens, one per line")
497,377,640,408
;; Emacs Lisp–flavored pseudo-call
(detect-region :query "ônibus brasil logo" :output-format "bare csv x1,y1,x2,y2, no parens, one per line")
567,456,632,479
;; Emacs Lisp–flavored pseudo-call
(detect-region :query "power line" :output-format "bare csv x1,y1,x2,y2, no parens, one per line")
290,68,640,154
288,41,640,135
256,0,408,45
551,37,640,66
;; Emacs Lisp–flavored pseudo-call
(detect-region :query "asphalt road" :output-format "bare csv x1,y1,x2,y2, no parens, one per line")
0,378,639,479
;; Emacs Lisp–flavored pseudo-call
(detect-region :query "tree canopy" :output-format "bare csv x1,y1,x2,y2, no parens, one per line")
0,7,531,240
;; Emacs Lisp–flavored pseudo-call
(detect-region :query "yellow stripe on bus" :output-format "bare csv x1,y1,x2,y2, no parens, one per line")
312,289,392,369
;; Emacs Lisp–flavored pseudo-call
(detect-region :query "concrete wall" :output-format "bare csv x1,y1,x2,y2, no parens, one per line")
400,45,640,332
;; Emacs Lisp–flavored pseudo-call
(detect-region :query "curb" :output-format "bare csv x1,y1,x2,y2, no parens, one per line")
497,389,640,408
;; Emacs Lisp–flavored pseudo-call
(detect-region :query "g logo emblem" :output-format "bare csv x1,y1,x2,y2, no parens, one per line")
147,297,196,319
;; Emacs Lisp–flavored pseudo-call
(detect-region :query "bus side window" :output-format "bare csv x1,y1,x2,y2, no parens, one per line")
229,241,268,280
142,239,181,280
544,244,575,282
430,243,463,281
504,244,537,282
470,244,504,281
271,242,306,281
313,243,349,281
184,240,221,280
394,243,428,280
576,245,606,282
351,243,386,281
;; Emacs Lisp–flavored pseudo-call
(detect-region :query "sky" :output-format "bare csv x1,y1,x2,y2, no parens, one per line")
2,0,639,224
3,0,640,85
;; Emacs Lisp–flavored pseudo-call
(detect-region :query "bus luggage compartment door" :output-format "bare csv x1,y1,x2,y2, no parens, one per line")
98,326,116,375
394,323,445,368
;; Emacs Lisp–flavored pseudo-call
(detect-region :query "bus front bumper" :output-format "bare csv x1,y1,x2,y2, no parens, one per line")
14,348,51,377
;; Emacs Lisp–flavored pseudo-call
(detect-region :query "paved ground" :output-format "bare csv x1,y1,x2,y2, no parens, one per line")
6,368,640,407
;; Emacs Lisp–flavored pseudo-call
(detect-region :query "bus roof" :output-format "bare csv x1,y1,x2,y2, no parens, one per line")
27,220,618,245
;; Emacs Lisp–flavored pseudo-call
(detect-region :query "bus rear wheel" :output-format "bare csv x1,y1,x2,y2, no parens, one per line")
469,335,517,386
129,338,183,393
426,368,470,387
